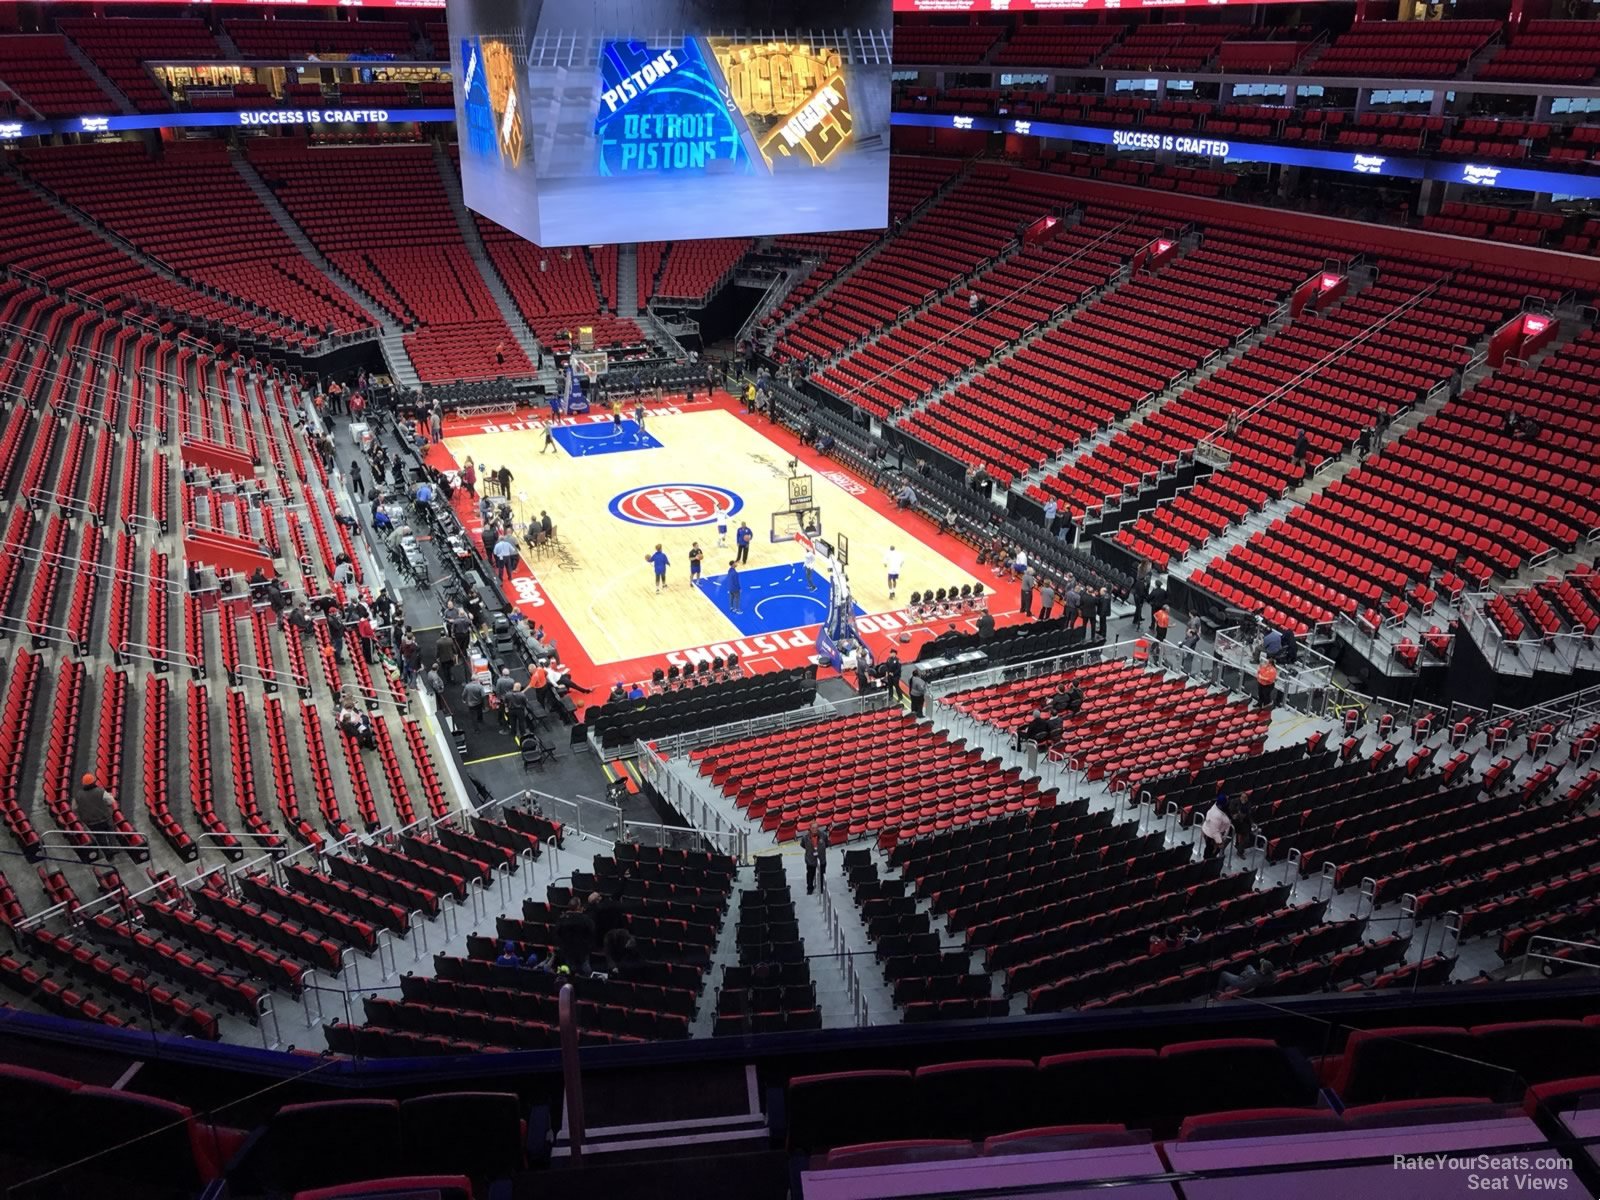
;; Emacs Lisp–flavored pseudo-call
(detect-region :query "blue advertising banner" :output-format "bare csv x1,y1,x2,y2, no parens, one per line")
891,110,1600,199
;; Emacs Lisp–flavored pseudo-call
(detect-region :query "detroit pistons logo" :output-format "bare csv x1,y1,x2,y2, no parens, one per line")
609,484,743,527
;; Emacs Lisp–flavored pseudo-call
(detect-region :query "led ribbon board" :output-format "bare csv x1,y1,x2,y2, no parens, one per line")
595,38,749,176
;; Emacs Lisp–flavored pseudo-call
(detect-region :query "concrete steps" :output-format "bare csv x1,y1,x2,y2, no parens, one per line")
380,333,421,392
616,244,639,319
431,140,544,368
60,35,137,115
228,145,395,335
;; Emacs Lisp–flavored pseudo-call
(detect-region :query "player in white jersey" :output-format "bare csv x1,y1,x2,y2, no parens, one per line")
715,503,730,547
883,545,904,600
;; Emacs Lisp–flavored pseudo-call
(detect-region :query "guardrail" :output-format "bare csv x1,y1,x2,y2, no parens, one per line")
634,740,750,863
1459,590,1592,679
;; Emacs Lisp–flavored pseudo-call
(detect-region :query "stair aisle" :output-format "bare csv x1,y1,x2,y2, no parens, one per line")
616,244,639,318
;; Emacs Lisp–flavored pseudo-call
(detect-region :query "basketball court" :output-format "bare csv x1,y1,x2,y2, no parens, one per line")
428,393,999,686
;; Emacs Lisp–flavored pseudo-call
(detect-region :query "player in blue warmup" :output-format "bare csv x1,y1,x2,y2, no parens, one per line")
727,562,741,613
647,544,670,593
736,521,753,565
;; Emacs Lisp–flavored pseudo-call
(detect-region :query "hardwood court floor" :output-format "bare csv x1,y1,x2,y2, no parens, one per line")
443,405,985,668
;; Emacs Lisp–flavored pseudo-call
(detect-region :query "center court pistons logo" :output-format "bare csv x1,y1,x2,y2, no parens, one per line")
608,483,743,528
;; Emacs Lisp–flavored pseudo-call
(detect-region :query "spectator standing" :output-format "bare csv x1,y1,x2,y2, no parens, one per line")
77,774,119,860
908,670,927,717
882,650,903,700
1201,796,1232,859
803,830,819,894
434,634,458,685
1256,658,1278,710
463,676,488,726
1152,606,1171,663
493,534,518,581
1038,580,1056,622
1131,561,1151,625
1181,622,1201,674
326,608,347,664
1019,566,1035,617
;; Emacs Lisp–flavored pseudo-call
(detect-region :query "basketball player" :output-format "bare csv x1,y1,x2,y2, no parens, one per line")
715,503,730,548
634,400,647,435
803,543,818,592
647,545,670,593
542,421,558,454
689,541,704,586
727,562,741,613
884,545,904,600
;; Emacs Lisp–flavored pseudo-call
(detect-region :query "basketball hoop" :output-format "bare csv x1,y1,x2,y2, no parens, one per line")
572,349,609,386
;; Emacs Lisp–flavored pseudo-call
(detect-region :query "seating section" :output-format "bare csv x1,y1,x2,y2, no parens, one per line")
1479,20,1600,83
244,140,532,382
0,34,114,116
474,220,648,355
59,18,223,111
994,25,1120,67
224,16,433,59
587,665,817,753
1185,302,1595,634
813,172,1148,422
1101,25,1248,72
941,660,1269,794
689,708,1057,849
893,24,1006,64
1313,20,1499,78
225,1092,529,1196
908,212,1311,484
0,180,305,345
1321,1021,1600,1104
773,159,978,366
19,141,372,338
714,854,820,1035
651,238,751,304
1477,569,1600,653
786,1039,1318,1148
1424,200,1565,247
345,844,734,1051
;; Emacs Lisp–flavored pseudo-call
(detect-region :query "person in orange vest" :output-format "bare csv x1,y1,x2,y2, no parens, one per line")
1256,657,1278,710
1151,606,1171,665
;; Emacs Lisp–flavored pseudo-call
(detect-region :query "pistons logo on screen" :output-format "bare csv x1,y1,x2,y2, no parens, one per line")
609,484,743,528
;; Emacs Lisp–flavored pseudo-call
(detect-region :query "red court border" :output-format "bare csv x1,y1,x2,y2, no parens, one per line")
421,390,1036,698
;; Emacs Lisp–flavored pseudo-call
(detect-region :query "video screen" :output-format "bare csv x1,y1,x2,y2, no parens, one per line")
448,0,893,246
